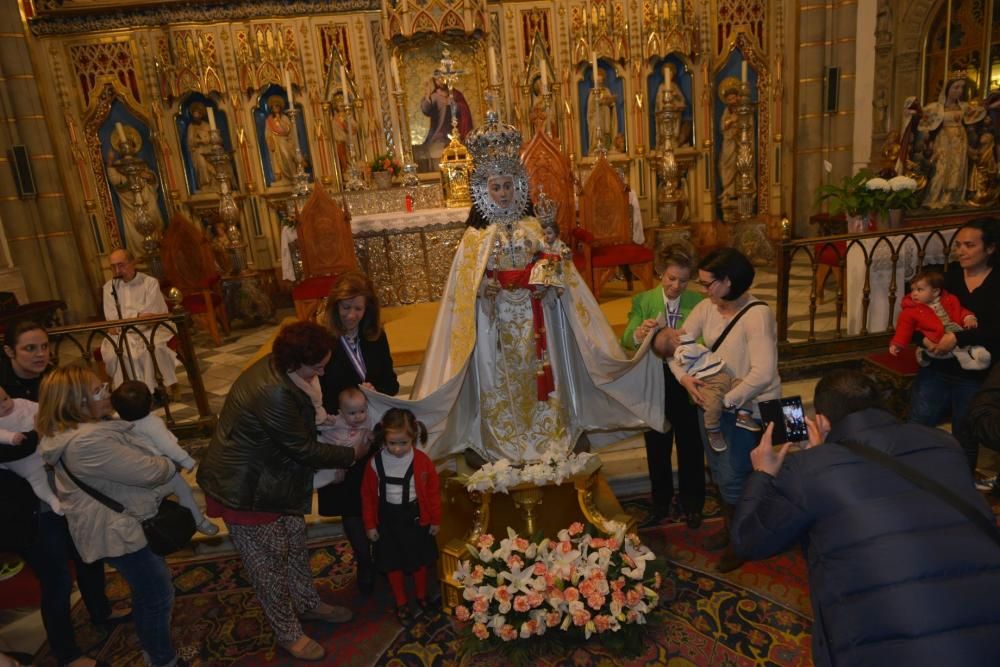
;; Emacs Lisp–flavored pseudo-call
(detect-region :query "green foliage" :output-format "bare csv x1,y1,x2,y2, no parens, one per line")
814,169,879,217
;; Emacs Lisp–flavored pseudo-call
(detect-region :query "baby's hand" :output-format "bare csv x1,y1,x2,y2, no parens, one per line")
10,432,25,445
889,343,902,356
429,525,440,536
323,414,338,426
367,528,379,542
964,314,978,328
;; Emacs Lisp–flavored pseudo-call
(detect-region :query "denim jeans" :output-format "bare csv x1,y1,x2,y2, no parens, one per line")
908,366,983,470
19,509,111,665
106,546,176,667
699,409,761,505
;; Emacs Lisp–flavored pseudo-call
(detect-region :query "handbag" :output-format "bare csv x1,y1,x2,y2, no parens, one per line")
839,439,1000,549
59,460,195,556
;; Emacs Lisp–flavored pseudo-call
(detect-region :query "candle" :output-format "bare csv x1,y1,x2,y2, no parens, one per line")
340,65,349,100
591,51,599,87
741,61,748,83
540,61,549,93
284,70,294,108
487,46,498,86
390,55,401,92
207,106,217,131
115,122,127,147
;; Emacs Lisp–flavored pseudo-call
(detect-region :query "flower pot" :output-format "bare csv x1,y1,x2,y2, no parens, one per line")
372,171,393,189
846,213,872,233
887,208,904,229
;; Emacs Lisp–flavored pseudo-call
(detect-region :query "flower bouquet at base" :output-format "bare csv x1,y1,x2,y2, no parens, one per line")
462,450,596,494
452,522,665,660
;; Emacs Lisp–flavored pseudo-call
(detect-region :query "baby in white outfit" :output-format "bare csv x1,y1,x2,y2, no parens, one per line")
0,387,61,514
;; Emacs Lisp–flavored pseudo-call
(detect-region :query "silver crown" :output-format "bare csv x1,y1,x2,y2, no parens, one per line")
466,110,523,175
534,186,558,229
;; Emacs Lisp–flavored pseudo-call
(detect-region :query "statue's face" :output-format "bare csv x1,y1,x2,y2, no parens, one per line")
192,107,203,120
487,175,515,209
947,80,965,101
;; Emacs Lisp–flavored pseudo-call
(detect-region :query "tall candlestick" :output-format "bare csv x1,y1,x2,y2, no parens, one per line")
487,46,498,87
207,106,217,131
540,61,549,93
340,65,349,100
390,56,401,92
591,51,599,86
741,61,748,83
284,70,294,108
115,122,127,147
665,65,672,90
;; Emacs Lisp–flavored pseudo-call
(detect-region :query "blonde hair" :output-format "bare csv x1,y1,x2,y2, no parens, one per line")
35,364,99,437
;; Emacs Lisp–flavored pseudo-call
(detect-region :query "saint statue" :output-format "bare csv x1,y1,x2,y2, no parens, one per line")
105,126,164,253
717,76,745,213
265,95,298,185
329,92,350,175
968,130,999,207
587,69,618,153
185,102,216,190
655,63,688,145
918,78,979,208
528,76,556,137
419,69,472,157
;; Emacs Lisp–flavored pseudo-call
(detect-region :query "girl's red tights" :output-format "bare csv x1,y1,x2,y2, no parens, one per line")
386,566,429,606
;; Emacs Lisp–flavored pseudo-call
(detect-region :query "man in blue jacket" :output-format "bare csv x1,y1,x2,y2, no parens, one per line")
732,369,1000,667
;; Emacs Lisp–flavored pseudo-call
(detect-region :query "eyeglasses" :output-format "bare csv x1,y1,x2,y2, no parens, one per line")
695,278,719,289
91,382,110,401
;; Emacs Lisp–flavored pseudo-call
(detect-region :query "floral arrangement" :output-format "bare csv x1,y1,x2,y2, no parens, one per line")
370,151,402,177
465,451,595,494
816,170,921,219
452,523,661,655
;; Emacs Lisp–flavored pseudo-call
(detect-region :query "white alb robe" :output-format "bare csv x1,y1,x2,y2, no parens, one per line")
101,272,178,391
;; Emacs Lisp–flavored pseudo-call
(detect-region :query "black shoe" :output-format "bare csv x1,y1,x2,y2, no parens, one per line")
415,597,438,617
95,608,133,627
685,511,703,530
395,604,413,624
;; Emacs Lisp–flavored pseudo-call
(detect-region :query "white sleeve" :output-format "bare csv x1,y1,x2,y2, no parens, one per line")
143,275,169,315
138,416,195,470
103,281,117,321
723,307,779,408
669,303,707,382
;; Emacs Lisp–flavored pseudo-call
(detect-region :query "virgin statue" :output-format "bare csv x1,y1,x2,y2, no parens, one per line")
265,95,298,184
717,76,744,214
186,101,216,190
655,63,687,144
919,78,979,208
365,111,665,464
587,69,618,153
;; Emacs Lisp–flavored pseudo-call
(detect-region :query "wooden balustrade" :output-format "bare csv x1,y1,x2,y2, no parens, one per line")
47,305,215,437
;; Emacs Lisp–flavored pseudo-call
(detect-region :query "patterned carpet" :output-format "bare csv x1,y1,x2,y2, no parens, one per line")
33,496,814,666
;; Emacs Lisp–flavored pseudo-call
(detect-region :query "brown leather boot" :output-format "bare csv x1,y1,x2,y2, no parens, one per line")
702,502,733,551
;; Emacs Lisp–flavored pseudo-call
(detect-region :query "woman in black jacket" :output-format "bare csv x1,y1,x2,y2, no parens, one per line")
197,321,368,661
316,270,399,595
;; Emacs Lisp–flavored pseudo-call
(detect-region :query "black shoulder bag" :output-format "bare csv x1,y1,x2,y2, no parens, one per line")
839,439,1000,549
710,300,768,352
59,460,195,556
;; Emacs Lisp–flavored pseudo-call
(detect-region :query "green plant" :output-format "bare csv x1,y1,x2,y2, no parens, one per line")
370,152,401,177
815,169,881,217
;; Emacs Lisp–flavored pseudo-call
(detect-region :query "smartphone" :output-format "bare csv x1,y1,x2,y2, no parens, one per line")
758,396,808,444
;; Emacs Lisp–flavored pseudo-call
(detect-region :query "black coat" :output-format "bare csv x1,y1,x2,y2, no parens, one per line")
732,409,1000,667
317,331,399,517
197,355,355,515
0,364,46,551
968,362,1000,446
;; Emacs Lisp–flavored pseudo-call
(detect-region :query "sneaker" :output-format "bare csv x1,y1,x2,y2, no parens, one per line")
196,518,220,536
707,429,728,452
975,471,997,493
734,410,762,432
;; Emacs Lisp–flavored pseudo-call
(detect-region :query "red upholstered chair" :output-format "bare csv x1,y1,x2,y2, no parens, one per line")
292,181,359,320
161,214,230,346
577,155,654,299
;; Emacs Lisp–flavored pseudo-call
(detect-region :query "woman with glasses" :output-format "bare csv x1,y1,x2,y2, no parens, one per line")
653,248,781,573
37,365,181,667
197,321,370,662
1,322,129,667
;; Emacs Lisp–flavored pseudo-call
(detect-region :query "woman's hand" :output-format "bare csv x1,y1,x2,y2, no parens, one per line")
680,374,707,407
367,528,379,542
926,332,958,355
360,382,375,391
635,318,659,341
429,525,440,536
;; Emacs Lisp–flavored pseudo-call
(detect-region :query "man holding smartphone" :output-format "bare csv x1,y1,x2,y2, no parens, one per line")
732,369,1000,666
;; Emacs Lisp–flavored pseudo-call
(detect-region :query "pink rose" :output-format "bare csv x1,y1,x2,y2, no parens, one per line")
626,589,641,606
587,594,605,610
507,554,524,570
579,579,596,597
513,596,531,613
495,587,511,602
471,565,485,584
473,597,489,614
473,622,489,639
594,615,611,632
527,592,545,608
591,538,606,548
563,587,580,603
568,522,585,536
454,605,470,621
533,562,548,577
477,534,495,548
514,537,530,551
546,611,562,627
500,624,517,641
572,609,591,626
560,541,573,553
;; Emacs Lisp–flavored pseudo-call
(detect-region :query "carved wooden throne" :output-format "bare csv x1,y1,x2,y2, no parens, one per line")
521,127,578,247
160,214,229,346
577,155,654,299
293,181,359,320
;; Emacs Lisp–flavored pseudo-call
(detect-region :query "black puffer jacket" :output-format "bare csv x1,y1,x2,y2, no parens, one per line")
197,355,355,514
968,362,1000,447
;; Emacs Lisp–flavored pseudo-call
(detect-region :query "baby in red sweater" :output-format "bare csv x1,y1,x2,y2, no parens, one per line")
889,268,991,370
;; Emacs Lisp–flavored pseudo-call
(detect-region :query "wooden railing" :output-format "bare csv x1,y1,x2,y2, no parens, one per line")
47,306,215,436
775,220,964,362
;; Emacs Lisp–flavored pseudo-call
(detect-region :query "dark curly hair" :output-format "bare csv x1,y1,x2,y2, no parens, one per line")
272,321,333,373
373,408,428,448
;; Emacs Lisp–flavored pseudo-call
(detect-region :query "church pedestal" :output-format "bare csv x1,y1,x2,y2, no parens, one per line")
436,456,635,614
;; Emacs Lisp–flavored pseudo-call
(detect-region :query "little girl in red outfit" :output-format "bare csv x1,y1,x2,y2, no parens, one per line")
361,408,440,622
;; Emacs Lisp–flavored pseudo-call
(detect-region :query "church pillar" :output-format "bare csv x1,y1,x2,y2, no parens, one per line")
0,4,98,322
852,0,878,171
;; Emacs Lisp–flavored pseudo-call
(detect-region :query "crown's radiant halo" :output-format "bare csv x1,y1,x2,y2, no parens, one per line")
534,186,558,229
468,110,530,225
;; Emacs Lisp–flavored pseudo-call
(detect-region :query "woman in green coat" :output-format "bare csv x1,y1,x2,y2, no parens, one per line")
621,244,705,528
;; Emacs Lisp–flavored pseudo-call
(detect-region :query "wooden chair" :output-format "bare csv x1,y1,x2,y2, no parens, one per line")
293,181,359,320
161,214,230,346
521,128,577,246
576,154,654,299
